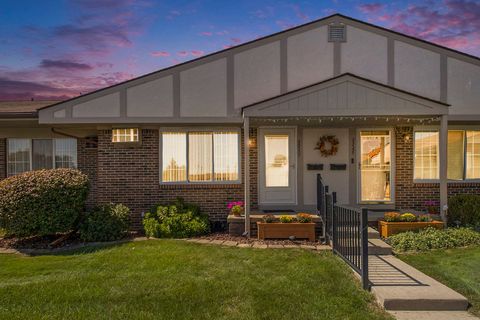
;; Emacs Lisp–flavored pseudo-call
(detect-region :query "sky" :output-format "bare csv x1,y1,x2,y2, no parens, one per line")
0,0,479,101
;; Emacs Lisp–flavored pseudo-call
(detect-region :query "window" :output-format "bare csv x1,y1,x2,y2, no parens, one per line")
7,138,77,176
414,130,480,181
414,131,439,180
466,131,480,179
112,128,139,143
160,130,239,183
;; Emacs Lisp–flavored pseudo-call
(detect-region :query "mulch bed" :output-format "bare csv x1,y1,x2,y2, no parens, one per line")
0,232,137,250
198,232,323,246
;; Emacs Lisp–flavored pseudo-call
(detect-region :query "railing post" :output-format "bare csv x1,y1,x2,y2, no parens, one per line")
361,208,369,290
332,205,336,253
332,192,337,204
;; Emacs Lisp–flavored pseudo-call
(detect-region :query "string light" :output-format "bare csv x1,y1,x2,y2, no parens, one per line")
255,116,442,123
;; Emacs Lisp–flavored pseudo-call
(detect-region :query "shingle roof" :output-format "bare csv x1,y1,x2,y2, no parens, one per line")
0,100,59,118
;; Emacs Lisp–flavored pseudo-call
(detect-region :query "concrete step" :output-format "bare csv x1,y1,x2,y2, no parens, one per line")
368,227,381,239
368,238,392,255
389,311,479,320
370,255,469,311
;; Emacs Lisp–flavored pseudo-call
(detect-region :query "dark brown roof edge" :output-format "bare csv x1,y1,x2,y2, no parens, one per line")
0,112,38,119
38,13,478,112
241,73,450,110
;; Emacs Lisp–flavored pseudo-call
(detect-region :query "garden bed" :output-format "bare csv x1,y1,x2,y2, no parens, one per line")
379,220,444,238
257,222,316,241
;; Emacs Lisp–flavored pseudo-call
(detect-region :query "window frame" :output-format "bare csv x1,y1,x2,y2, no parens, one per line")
413,127,480,183
413,130,440,182
159,128,242,185
112,128,140,144
6,138,78,177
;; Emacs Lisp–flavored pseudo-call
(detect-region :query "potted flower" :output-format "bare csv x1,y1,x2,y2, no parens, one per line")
424,200,440,215
378,211,443,238
257,213,315,241
227,201,244,217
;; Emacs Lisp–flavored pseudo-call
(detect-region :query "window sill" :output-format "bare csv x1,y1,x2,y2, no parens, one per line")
159,182,242,189
413,179,480,184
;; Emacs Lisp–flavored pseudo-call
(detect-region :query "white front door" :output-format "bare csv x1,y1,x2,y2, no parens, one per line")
259,128,297,205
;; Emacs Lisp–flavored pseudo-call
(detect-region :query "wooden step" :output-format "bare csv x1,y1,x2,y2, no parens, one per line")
368,227,380,239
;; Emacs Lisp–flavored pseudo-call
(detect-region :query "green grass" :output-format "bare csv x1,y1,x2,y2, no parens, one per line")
399,246,480,317
0,240,392,320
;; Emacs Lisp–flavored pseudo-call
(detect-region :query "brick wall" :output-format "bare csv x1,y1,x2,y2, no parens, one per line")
77,137,98,208
95,128,258,230
0,138,5,180
395,126,480,211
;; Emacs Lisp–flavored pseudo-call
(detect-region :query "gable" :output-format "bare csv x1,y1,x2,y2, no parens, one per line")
38,14,479,125
243,75,448,117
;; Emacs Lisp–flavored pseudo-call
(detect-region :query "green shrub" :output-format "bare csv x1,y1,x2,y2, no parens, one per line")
387,227,480,252
0,169,89,237
417,214,433,222
296,213,312,223
143,199,209,238
79,204,130,242
262,214,276,223
448,194,480,229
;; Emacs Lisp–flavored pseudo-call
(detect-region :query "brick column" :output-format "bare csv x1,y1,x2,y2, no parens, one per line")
0,138,6,180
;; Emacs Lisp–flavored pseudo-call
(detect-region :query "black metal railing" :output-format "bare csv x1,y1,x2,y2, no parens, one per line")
332,205,369,290
316,174,336,243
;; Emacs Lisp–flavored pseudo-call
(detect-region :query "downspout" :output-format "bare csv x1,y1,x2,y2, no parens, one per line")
243,113,251,237
439,114,448,224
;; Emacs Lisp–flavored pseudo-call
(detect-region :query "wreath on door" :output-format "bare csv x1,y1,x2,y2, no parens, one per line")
315,135,339,157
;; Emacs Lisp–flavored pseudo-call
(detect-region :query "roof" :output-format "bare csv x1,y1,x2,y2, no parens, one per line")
37,13,480,113
0,100,59,118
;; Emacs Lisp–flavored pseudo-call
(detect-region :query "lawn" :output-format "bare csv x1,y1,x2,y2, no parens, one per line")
0,240,392,320
399,246,480,317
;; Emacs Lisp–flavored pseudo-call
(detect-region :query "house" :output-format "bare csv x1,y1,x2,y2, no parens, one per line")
1,14,479,235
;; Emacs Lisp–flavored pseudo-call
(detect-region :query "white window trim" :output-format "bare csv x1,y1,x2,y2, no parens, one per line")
6,138,77,176
413,129,440,182
159,128,242,185
413,127,480,183
112,128,140,143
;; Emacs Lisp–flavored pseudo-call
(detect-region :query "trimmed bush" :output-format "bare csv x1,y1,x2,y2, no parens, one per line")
387,227,480,252
448,194,480,229
79,204,130,242
0,169,89,237
143,199,209,238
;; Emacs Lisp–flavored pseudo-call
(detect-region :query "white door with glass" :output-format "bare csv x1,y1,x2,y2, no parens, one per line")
259,128,297,204
359,130,392,203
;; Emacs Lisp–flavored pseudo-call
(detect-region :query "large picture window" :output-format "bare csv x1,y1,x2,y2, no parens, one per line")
414,130,480,181
7,138,77,177
160,130,239,183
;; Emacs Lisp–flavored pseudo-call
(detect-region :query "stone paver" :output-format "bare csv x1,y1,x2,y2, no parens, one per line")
196,239,212,244
300,244,316,250
283,244,300,249
268,244,284,249
316,245,330,250
390,311,479,320
222,240,238,246
237,243,252,248
252,242,268,249
210,240,225,245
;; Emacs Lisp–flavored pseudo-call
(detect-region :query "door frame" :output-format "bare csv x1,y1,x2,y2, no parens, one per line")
258,126,298,206
356,127,395,204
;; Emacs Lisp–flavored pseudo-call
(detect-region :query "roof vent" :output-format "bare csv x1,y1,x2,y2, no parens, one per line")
328,24,346,42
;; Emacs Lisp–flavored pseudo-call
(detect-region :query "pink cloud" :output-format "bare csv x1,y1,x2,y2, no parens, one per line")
200,31,212,36
40,59,93,71
190,50,204,57
363,0,480,55
230,38,242,44
177,51,188,57
291,4,308,21
358,3,385,14
150,51,170,57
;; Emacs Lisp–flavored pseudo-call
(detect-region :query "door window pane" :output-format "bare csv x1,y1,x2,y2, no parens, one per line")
414,131,439,180
360,131,391,202
32,139,53,170
214,132,239,181
55,139,77,168
448,131,464,180
466,131,480,179
189,132,213,182
162,132,187,182
265,135,289,187
7,139,31,176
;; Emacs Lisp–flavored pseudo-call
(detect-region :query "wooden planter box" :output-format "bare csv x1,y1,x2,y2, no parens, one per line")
257,222,315,241
379,220,444,238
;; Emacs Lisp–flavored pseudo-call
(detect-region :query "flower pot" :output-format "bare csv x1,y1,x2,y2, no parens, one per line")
257,222,315,241
378,220,444,238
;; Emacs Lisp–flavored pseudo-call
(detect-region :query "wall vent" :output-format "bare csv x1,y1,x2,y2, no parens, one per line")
328,24,346,42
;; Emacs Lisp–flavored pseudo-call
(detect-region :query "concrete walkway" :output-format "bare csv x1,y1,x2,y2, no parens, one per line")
390,311,479,320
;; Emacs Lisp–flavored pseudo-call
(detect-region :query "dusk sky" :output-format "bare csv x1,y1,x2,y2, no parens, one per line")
1,0,479,101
